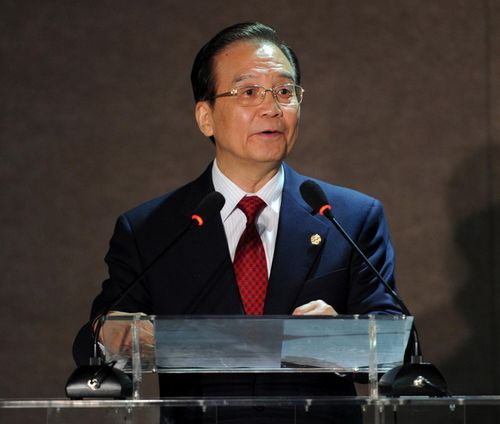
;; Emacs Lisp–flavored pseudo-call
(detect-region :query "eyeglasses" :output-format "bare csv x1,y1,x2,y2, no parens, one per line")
208,83,304,107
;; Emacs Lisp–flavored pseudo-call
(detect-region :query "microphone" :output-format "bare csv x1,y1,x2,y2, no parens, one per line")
299,179,448,396
65,191,225,399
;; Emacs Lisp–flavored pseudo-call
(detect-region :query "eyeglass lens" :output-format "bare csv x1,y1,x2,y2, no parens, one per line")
237,85,302,106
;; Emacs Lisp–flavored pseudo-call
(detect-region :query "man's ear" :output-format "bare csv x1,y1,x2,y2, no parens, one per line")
195,101,214,137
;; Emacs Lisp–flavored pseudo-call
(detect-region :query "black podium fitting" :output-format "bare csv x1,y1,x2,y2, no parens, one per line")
65,363,132,399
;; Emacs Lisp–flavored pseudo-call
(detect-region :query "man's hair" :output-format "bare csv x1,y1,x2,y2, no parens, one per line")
190,22,301,104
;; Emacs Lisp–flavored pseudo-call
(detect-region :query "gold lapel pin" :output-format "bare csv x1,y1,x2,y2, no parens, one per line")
310,234,322,245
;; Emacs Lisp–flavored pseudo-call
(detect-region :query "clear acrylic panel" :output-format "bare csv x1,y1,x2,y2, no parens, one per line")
101,315,412,374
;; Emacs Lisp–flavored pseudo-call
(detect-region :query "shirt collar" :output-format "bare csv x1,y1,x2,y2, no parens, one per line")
212,159,284,222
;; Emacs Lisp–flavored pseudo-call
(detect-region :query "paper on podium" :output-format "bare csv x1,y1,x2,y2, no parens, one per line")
281,317,412,371
152,316,412,373
155,317,283,370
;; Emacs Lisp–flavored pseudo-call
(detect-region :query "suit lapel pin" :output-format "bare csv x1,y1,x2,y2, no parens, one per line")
310,234,322,246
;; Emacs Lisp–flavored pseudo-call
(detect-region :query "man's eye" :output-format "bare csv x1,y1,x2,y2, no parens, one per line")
240,87,258,97
277,87,293,97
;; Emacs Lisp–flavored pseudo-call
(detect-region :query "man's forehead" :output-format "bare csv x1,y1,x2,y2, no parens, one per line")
254,43,281,59
233,71,294,85
215,41,295,84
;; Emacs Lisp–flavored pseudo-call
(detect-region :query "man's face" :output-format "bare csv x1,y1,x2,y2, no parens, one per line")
196,41,300,175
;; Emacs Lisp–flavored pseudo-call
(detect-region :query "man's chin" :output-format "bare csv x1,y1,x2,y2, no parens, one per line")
251,139,290,159
251,150,288,166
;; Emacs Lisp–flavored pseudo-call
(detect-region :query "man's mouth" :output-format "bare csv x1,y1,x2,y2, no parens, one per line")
259,130,282,135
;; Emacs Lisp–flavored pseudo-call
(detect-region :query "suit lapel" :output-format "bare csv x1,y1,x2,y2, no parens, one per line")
264,165,331,314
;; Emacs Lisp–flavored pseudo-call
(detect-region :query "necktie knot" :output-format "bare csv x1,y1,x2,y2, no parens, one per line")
237,196,266,225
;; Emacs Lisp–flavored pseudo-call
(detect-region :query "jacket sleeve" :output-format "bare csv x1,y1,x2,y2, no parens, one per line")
72,214,153,365
92,213,153,319
346,199,402,314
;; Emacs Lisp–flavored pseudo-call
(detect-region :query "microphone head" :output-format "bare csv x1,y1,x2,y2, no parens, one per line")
299,180,333,218
191,191,225,226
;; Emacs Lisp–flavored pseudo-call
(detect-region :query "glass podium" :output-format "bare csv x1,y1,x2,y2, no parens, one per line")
100,314,414,400
5,314,498,423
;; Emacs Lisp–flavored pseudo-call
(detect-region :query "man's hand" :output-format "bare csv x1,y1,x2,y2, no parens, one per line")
98,311,155,356
292,300,338,316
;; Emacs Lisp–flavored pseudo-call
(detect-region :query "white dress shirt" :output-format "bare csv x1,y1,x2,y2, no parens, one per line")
211,159,284,276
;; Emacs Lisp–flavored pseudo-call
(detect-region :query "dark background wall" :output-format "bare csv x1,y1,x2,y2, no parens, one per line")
1,0,499,413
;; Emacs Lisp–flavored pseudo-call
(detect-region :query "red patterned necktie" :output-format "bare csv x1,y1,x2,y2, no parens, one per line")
233,196,268,315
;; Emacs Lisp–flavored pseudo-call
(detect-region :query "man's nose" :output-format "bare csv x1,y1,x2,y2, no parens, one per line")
260,89,283,116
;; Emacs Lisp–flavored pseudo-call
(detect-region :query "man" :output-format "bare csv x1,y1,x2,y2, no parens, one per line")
74,22,402,423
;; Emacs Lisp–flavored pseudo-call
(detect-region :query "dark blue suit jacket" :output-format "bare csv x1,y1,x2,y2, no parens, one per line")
73,162,401,421
86,162,399,319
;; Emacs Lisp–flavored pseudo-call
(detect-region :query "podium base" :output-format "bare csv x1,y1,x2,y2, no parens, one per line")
65,364,132,399
379,362,448,397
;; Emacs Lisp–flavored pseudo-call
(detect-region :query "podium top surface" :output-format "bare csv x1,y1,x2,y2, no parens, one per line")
101,314,413,374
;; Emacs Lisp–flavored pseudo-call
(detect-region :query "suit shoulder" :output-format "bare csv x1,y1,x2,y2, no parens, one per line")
120,180,206,231
123,190,177,217
295,175,389,238
117,164,214,227
315,179,379,208
120,187,181,223
290,170,380,209
285,163,378,205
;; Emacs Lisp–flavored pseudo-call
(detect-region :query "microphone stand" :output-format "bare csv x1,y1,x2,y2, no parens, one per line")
300,180,448,396
65,192,225,399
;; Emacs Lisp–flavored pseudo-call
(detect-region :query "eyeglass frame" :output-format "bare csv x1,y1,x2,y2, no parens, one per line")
205,83,305,107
